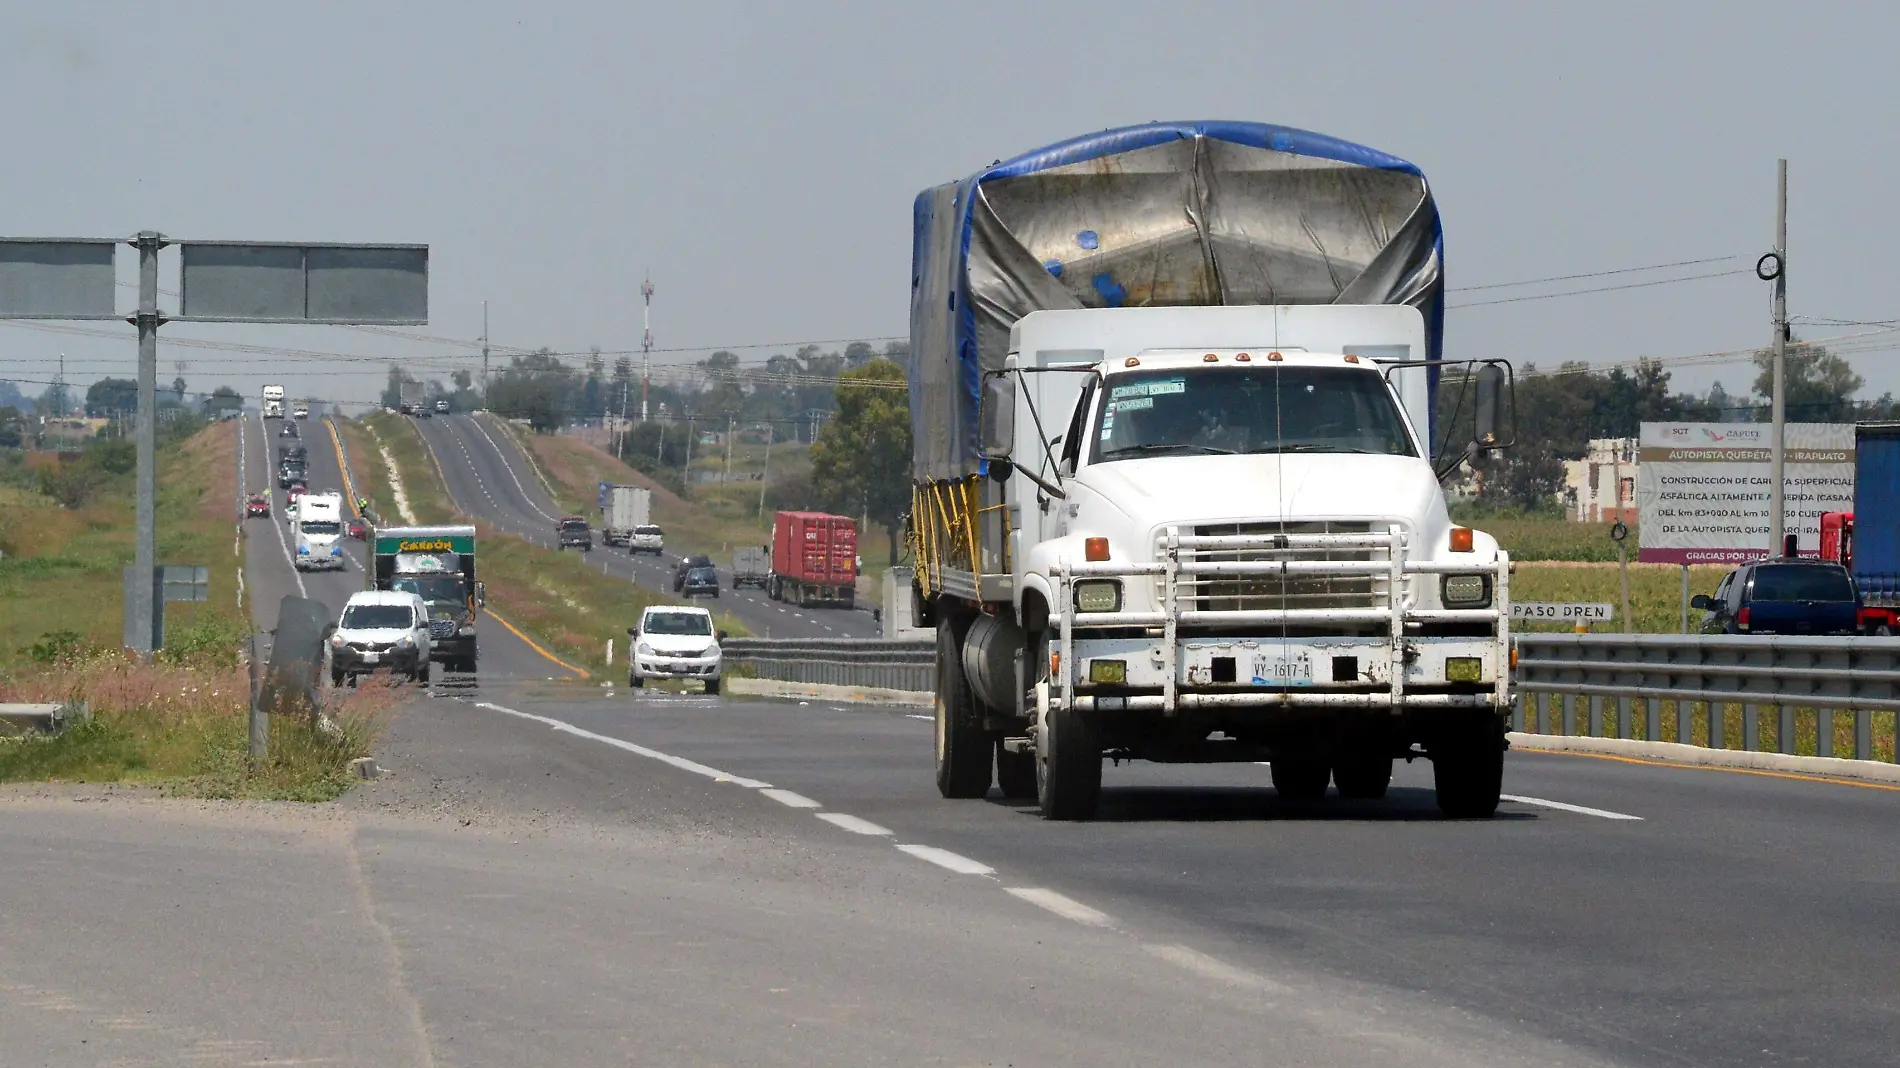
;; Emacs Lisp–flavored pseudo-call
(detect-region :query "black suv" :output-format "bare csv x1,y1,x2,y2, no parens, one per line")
556,517,593,552
680,565,721,598
1693,559,1860,636
673,554,714,592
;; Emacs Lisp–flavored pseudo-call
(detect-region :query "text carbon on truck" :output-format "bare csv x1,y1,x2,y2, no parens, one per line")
906,121,1518,822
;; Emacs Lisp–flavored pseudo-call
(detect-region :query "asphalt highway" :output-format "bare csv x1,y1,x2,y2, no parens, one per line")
412,411,882,640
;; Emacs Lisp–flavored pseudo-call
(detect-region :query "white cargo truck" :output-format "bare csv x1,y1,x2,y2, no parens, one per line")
908,122,1516,822
599,484,652,547
295,491,346,571
262,384,285,420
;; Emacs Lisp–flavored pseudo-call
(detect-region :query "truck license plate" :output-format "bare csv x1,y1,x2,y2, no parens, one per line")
360,652,379,664
1251,651,1314,686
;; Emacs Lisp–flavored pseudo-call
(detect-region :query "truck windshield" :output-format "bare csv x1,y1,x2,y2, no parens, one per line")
1089,366,1416,463
392,575,467,605
341,604,413,630
645,612,711,636
300,521,341,535
1750,565,1855,602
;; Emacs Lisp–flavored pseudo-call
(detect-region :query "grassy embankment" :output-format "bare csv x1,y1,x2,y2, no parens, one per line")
354,415,738,679
0,422,386,799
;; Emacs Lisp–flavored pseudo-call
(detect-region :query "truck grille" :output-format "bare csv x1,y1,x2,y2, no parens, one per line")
1159,522,1391,613
428,619,458,640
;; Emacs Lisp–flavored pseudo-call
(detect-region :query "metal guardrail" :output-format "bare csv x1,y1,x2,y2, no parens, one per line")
722,638,934,693
725,633,1900,765
1514,634,1900,762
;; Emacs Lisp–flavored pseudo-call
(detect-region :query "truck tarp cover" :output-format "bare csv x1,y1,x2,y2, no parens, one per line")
910,120,1443,479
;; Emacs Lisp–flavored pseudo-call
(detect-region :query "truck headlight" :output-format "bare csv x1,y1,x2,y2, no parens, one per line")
457,625,476,636
637,643,654,656
1073,580,1122,614
396,635,414,648
1441,574,1492,608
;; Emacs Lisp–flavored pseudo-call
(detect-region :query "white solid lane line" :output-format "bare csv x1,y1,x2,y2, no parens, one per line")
895,844,995,876
1501,794,1643,821
759,788,822,809
1006,887,1115,928
1144,944,1285,993
815,813,892,836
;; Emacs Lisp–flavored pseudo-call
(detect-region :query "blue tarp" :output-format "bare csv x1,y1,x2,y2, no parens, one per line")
910,121,1444,480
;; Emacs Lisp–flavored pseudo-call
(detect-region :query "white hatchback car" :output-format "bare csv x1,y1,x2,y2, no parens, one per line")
627,606,724,694
330,590,433,686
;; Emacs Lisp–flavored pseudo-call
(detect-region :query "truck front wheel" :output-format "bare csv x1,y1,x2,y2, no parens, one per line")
1036,699,1102,820
1433,713,1505,818
934,619,991,799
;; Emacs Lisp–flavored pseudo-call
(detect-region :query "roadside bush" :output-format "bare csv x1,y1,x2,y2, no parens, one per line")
22,628,88,665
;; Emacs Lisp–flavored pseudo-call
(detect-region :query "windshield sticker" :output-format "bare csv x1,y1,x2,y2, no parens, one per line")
1110,396,1154,411
1110,378,1186,399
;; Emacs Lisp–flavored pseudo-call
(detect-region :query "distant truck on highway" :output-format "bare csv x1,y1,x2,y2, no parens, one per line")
731,546,770,590
1820,421,1900,634
769,511,857,607
371,525,483,673
262,384,285,419
294,491,346,571
598,484,652,547
292,401,310,420
399,382,426,416
906,121,1515,821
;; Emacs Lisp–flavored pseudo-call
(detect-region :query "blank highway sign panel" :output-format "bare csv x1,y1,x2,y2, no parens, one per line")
0,239,118,319
178,242,428,324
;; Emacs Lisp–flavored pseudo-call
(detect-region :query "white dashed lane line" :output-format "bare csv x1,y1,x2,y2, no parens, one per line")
815,813,892,836
759,788,822,809
1501,794,1643,821
895,844,996,876
1006,887,1114,927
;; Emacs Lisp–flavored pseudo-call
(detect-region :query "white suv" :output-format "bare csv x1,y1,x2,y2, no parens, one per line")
330,590,432,686
627,606,724,694
629,525,665,555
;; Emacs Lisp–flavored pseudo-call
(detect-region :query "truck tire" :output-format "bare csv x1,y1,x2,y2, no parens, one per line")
705,678,721,696
1332,754,1393,799
628,674,643,689
934,619,992,799
995,738,1037,800
1433,714,1505,818
331,667,345,688
417,662,431,685
1036,699,1102,820
1270,759,1331,801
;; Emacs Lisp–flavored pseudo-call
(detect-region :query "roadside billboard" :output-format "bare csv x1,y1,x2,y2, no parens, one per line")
1636,422,1854,564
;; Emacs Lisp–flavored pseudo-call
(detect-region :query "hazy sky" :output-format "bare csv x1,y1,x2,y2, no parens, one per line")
4,1,1896,410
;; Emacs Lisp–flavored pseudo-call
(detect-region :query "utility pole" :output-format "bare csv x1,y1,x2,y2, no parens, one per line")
481,300,490,397
641,276,654,422
723,415,734,482
1768,159,1789,556
758,427,773,518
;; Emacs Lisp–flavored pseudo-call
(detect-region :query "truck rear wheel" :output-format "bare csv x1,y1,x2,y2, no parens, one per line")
1433,714,1505,818
1332,754,1393,799
1036,699,1102,820
934,619,991,799
995,738,1036,800
1270,759,1331,801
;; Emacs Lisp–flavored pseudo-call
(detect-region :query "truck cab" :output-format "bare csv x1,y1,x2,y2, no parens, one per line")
294,491,346,571
923,306,1512,821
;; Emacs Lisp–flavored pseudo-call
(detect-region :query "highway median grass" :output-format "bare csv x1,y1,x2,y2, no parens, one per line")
361,412,457,524
0,648,394,801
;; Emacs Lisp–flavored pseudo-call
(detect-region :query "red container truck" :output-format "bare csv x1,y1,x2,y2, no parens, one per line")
770,510,858,608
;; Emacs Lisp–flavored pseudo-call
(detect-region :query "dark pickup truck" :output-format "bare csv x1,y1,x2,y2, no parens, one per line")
556,516,594,552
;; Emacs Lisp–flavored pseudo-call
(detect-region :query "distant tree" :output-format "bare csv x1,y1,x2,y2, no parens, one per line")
84,377,139,417
202,385,244,417
0,379,28,410
698,350,744,422
0,406,22,448
487,349,574,432
1751,341,1861,422
809,358,912,561
168,376,188,407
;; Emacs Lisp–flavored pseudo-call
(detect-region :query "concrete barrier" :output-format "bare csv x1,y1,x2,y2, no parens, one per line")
725,677,932,709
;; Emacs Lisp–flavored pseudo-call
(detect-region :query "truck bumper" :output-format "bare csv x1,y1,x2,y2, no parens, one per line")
1049,526,1511,715
430,636,476,662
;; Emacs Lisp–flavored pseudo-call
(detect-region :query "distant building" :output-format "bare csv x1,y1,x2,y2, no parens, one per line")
1563,438,1637,523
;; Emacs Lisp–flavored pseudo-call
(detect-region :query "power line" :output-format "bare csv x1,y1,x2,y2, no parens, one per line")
1445,268,1754,310
1450,254,1747,292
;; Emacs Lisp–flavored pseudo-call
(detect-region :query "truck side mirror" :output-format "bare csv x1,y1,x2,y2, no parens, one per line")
627,626,639,636
475,581,486,607
1473,364,1506,449
716,630,729,642
1690,594,1713,611
980,374,1015,461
